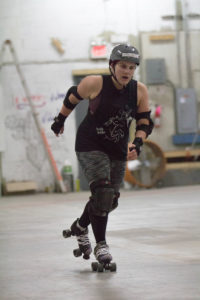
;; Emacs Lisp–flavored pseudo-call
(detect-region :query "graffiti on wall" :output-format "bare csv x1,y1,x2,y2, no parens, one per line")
50,92,65,103
13,92,65,124
4,90,71,186
5,111,46,170
5,112,32,140
14,92,65,110
15,95,46,110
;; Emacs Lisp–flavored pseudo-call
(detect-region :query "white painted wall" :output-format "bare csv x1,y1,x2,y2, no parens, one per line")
0,0,200,190
0,84,5,152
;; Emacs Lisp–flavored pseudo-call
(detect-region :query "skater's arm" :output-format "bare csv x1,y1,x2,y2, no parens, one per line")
51,76,102,136
127,82,153,160
135,82,150,140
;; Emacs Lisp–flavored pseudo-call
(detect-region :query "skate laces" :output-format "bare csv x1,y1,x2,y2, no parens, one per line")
95,244,110,257
77,233,90,246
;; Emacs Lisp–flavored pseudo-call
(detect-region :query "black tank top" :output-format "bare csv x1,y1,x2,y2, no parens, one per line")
75,75,138,161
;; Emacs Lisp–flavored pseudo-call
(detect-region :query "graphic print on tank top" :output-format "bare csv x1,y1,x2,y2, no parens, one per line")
96,107,133,143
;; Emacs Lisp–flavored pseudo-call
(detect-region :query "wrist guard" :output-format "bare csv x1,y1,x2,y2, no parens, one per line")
130,137,143,156
51,113,66,134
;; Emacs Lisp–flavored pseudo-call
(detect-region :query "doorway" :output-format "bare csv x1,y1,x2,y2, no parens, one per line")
73,68,109,190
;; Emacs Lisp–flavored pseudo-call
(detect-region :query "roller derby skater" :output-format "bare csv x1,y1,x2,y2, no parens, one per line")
51,44,154,272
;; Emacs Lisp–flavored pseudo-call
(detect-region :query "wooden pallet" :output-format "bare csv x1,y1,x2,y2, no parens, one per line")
3,181,37,194
164,149,200,170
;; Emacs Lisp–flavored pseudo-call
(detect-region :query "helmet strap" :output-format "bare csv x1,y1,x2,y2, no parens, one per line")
109,63,126,89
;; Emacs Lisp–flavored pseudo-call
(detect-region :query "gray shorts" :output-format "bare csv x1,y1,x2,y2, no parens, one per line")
76,151,126,193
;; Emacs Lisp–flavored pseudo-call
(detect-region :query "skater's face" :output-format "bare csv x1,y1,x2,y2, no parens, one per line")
112,61,136,87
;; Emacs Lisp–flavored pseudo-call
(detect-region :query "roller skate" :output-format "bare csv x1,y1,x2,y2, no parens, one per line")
91,241,117,272
63,219,92,260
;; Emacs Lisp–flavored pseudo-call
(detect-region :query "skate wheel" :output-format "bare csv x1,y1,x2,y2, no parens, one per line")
97,264,104,272
110,262,117,272
83,254,90,260
63,229,71,238
104,264,110,271
91,262,98,272
73,248,82,257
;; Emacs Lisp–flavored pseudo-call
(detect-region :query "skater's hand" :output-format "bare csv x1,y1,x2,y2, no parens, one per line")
51,122,64,136
127,143,138,161
55,125,64,137
51,113,66,136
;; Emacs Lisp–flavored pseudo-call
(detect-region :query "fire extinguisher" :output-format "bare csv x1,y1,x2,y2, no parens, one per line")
154,105,162,128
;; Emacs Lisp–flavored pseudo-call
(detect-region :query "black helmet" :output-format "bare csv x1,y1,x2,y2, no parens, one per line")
109,44,140,66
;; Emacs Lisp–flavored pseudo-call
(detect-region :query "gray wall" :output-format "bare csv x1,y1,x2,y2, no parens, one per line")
140,30,200,150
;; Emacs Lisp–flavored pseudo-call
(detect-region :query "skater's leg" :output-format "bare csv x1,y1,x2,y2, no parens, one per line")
69,151,109,258
88,178,114,242
75,200,108,245
89,214,108,243
78,201,91,228
76,151,110,230
76,151,123,263
89,212,112,264
70,218,92,259
110,159,126,200
69,199,91,258
88,179,115,263
92,160,126,264
76,151,111,244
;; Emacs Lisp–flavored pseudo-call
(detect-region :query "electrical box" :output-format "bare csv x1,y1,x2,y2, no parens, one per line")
175,88,198,134
145,58,166,84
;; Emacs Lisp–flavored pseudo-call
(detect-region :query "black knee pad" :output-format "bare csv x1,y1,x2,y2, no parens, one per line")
111,192,120,212
89,179,115,216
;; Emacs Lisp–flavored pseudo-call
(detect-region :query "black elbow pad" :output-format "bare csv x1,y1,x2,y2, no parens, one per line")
63,86,84,110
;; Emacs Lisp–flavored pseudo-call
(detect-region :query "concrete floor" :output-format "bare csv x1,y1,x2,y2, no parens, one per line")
0,185,200,300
